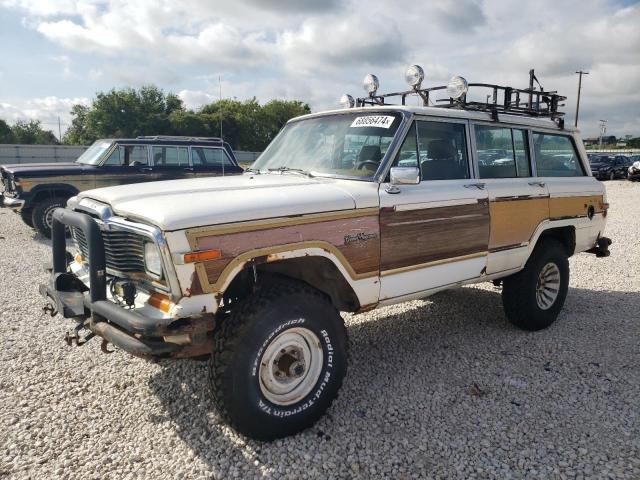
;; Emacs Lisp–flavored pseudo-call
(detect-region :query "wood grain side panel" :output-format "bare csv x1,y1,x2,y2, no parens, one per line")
489,197,549,249
549,195,604,219
380,202,490,271
198,215,380,285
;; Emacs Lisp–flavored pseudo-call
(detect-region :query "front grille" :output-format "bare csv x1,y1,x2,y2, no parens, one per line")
71,226,147,275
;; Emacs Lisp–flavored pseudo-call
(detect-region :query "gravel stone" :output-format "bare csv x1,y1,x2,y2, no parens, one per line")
1,180,639,479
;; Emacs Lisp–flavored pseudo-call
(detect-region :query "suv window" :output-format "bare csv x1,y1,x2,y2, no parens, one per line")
191,147,235,168
475,125,531,178
416,121,470,180
104,145,149,167
533,133,585,177
152,146,189,167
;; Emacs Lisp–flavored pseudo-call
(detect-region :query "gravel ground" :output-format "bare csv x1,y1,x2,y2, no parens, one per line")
1,180,639,479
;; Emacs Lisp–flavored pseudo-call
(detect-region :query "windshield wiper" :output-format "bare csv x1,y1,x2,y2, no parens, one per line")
267,166,314,177
244,167,262,174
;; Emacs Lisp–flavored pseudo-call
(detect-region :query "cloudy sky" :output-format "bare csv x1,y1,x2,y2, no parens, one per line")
0,0,638,139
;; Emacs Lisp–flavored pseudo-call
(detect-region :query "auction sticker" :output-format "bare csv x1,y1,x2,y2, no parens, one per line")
350,115,395,128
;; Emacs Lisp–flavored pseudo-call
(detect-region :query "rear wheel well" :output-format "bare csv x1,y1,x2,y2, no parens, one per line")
537,226,576,257
223,256,360,312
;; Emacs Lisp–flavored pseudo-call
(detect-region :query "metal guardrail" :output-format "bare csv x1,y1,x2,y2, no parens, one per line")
0,144,262,165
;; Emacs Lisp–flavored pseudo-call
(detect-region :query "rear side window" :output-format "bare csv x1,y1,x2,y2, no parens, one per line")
416,121,470,180
191,147,235,168
475,125,531,178
152,146,189,167
533,133,585,177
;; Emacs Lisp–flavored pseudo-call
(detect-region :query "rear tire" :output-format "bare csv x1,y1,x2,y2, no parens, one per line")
209,275,348,440
32,196,67,238
502,239,569,331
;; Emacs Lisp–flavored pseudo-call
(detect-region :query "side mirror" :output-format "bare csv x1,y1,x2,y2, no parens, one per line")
390,166,420,185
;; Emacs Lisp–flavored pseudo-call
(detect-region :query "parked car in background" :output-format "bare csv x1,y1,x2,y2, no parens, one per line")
628,155,640,181
588,154,631,180
0,136,243,237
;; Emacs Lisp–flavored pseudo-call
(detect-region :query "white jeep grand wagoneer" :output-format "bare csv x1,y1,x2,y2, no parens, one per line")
41,68,611,439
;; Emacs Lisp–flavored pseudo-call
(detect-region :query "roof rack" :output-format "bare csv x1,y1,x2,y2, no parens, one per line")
136,135,224,142
350,69,566,128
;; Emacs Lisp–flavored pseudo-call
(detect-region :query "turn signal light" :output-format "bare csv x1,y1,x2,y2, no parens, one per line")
148,293,172,313
183,249,222,263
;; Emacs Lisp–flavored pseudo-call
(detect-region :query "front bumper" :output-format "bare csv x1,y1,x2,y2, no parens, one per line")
1,193,25,209
39,208,214,359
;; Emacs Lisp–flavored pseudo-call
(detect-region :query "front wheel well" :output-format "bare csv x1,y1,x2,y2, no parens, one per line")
223,256,361,312
31,188,76,205
536,226,576,257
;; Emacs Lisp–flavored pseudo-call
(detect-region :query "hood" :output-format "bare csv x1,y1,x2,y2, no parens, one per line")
1,162,95,177
77,173,374,231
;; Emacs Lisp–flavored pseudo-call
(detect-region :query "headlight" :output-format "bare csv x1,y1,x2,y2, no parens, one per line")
339,94,355,109
447,75,469,99
362,73,379,95
144,242,162,277
404,64,424,88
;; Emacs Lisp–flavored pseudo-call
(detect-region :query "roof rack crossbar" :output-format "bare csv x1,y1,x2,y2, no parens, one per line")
136,135,223,142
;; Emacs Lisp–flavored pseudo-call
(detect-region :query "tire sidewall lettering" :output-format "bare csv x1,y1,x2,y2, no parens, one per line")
253,320,337,418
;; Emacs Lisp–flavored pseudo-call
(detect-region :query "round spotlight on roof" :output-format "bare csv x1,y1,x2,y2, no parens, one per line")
339,94,355,109
446,75,469,99
362,74,379,95
404,65,425,88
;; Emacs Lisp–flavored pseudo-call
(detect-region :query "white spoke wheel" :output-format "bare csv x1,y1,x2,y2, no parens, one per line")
258,327,324,406
536,262,561,310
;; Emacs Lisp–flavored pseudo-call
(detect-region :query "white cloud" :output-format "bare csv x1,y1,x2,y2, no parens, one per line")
0,96,90,136
1,0,639,136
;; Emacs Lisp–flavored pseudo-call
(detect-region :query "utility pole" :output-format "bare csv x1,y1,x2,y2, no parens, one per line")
574,70,589,127
599,119,607,148
57,116,62,142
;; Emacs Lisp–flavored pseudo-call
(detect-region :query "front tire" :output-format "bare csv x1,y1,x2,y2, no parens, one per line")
209,275,348,440
502,238,569,331
32,196,67,238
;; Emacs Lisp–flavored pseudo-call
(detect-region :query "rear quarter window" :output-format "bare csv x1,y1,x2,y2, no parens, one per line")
533,133,586,177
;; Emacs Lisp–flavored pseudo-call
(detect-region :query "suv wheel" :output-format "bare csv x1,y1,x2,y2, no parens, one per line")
19,207,34,228
209,275,347,440
502,238,569,331
32,197,67,238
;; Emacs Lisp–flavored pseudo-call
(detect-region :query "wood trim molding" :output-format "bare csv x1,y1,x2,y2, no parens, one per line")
380,251,488,277
185,207,379,249
195,241,379,293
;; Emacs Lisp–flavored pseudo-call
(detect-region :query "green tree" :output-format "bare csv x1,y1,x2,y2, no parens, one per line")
0,119,15,143
11,120,58,144
63,86,185,144
628,137,640,148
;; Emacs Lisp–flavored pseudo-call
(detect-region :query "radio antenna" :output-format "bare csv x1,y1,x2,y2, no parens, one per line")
219,75,225,176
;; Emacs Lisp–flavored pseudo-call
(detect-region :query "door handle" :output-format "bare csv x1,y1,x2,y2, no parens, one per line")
464,183,486,190
183,167,194,172
528,181,546,188
139,167,152,172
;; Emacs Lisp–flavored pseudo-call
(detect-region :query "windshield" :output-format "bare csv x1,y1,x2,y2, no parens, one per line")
75,140,114,165
251,112,404,178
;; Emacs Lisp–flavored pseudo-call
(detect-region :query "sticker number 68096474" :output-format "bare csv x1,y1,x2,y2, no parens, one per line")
350,115,395,128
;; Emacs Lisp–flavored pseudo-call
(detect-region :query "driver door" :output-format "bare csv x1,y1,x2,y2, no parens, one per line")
96,144,152,188
379,118,490,301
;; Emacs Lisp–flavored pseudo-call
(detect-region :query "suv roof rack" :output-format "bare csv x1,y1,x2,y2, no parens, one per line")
136,135,224,142
350,69,566,128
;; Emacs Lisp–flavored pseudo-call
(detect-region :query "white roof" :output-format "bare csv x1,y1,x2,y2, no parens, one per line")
294,104,576,133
